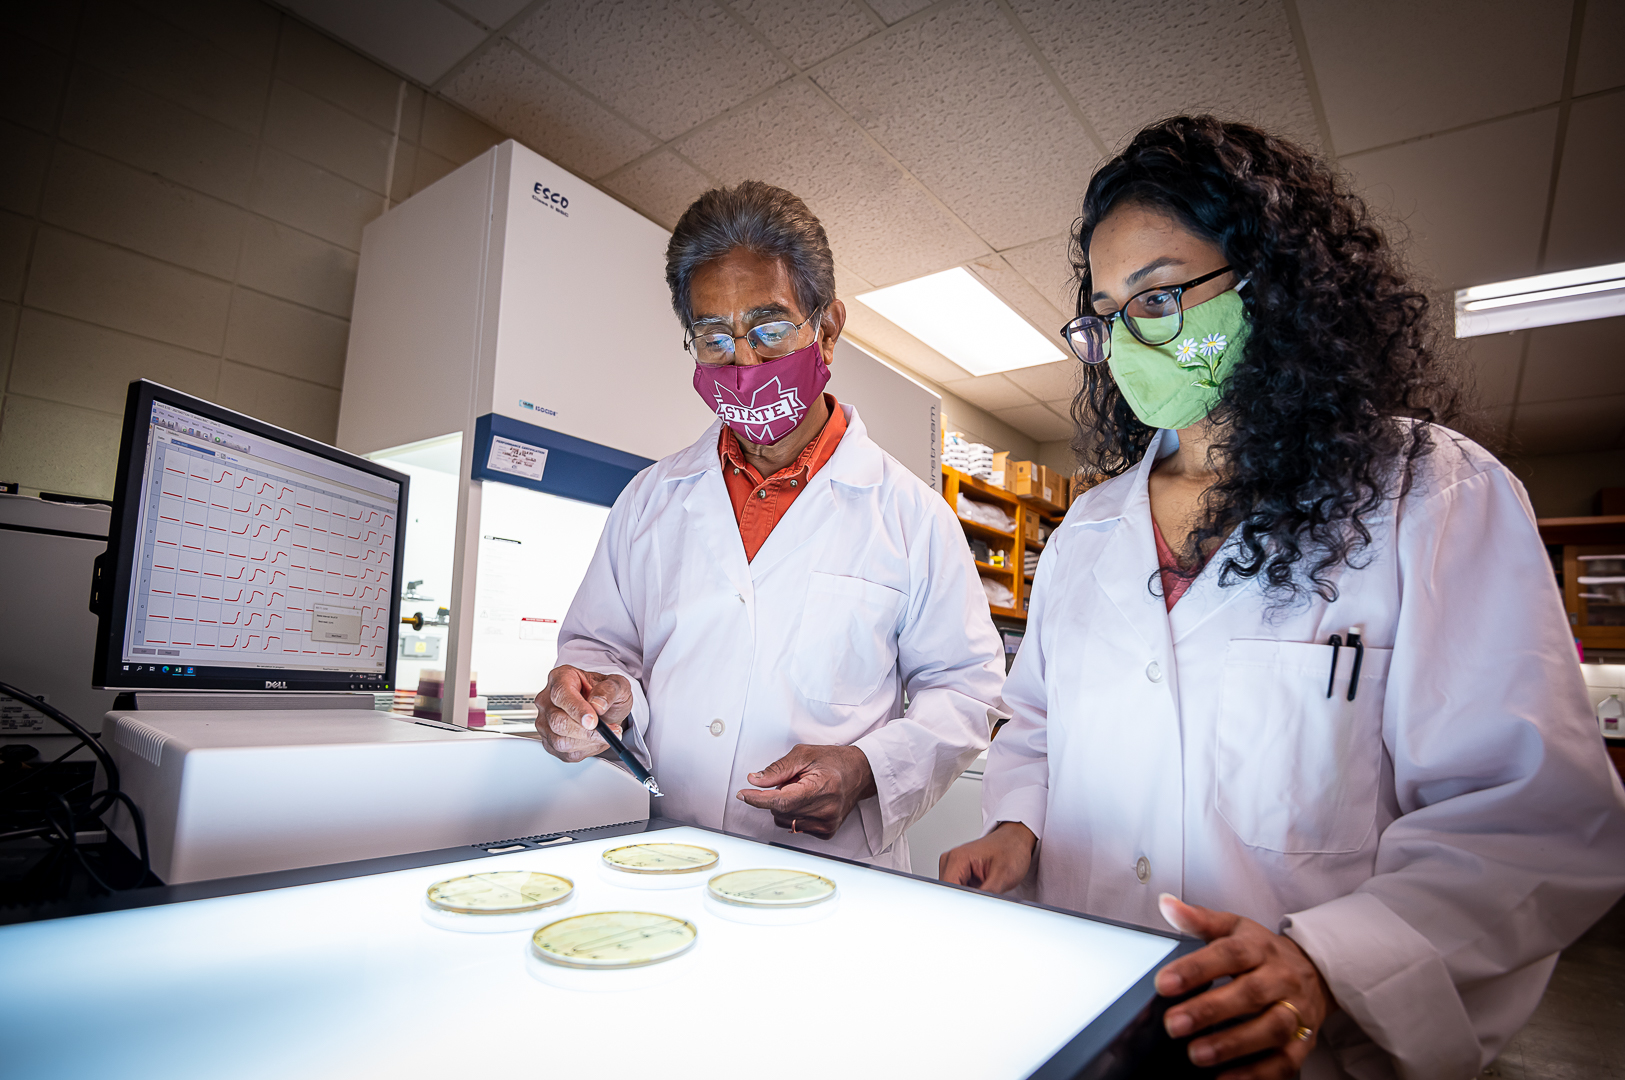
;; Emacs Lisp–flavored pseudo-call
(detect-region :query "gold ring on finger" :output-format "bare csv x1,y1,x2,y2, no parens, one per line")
1273,999,1312,1041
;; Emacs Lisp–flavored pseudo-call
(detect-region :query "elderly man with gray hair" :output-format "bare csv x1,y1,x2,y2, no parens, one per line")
535,181,1006,868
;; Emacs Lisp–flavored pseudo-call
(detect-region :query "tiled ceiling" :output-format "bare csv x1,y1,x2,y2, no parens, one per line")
277,0,1625,457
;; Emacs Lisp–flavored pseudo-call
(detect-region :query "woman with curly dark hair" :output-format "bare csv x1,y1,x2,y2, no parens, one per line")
942,117,1625,1078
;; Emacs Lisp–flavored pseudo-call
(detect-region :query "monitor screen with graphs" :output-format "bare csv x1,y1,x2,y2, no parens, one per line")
93,380,409,692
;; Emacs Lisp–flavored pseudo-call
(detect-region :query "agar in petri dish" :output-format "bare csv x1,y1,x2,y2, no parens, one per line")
707,868,836,908
425,871,574,915
530,911,698,969
600,842,719,875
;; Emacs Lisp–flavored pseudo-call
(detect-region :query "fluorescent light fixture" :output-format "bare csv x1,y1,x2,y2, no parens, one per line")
857,267,1065,377
1455,261,1625,337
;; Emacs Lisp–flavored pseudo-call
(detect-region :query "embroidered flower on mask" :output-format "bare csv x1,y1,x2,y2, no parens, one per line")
1197,333,1228,357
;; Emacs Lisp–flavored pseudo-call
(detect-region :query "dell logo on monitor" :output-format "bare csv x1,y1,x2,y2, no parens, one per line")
265,680,288,689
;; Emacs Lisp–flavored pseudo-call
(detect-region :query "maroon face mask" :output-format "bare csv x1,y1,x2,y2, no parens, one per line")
691,340,830,445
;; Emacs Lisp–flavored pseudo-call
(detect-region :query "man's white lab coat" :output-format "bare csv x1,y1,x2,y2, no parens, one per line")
557,404,1006,869
984,426,1625,1079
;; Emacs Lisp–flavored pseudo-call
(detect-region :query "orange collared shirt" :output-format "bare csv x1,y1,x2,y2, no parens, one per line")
719,394,847,562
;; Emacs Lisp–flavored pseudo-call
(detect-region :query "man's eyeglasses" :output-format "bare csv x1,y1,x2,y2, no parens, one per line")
1060,266,1236,365
686,311,821,365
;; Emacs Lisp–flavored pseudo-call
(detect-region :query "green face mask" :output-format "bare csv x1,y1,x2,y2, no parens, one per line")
1105,287,1251,430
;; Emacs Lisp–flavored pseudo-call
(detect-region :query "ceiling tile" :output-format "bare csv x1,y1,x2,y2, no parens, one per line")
1575,0,1625,96
1512,394,1625,455
813,0,1099,251
441,43,657,178
507,0,791,141
1458,329,1525,408
1003,359,1079,404
1296,0,1567,155
1518,315,1625,405
940,373,1037,411
966,252,1068,343
280,0,487,85
1543,91,1625,275
1009,0,1320,153
1002,232,1076,317
452,0,533,29
599,150,713,228
678,80,988,286
842,301,971,383
992,401,1075,442
1341,108,1557,292
866,0,933,23
833,259,875,297
728,0,879,69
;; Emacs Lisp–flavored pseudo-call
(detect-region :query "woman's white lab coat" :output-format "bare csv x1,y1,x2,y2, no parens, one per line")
557,403,1005,869
984,426,1625,1079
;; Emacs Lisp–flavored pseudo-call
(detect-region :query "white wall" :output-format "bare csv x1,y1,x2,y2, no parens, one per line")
0,0,509,500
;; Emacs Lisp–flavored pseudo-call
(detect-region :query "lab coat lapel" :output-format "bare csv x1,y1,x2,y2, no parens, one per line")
673,421,754,605
745,404,881,581
1087,433,1176,660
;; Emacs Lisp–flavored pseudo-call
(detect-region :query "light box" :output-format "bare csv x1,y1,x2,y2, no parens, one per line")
0,825,1196,1078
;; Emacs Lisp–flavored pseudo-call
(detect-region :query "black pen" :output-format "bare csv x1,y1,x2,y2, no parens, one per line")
597,717,664,797
1325,634,1342,698
1345,626,1365,702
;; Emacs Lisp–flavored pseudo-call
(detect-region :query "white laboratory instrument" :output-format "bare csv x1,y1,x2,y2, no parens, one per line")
102,703,650,883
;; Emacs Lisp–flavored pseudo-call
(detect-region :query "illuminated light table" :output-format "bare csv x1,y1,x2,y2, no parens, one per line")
0,824,1199,1079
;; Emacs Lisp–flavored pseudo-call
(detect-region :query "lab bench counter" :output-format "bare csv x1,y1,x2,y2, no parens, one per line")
1,821,1205,1080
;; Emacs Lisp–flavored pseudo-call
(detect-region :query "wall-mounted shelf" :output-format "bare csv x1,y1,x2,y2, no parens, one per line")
942,466,1067,624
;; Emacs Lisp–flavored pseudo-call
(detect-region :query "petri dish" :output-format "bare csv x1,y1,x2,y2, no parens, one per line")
426,871,574,914
530,911,698,969
601,842,719,875
706,868,836,908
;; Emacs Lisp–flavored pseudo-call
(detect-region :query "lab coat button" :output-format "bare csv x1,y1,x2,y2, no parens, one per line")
709,720,725,737
1135,856,1150,883
1145,661,1162,683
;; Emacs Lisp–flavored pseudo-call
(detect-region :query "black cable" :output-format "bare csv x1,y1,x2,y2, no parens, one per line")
0,681,151,892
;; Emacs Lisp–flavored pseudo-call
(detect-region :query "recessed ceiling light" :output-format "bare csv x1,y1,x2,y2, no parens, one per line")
856,267,1065,377
1455,261,1625,337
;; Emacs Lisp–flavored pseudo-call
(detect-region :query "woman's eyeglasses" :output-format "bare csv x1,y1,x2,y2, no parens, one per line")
686,311,820,365
1060,266,1235,365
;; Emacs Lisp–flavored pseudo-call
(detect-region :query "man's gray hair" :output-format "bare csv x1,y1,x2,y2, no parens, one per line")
664,180,836,329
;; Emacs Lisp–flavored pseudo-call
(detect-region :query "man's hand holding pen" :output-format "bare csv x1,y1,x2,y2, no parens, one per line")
536,665,634,763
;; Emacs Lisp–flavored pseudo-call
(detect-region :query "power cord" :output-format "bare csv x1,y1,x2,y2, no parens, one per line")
0,681,151,891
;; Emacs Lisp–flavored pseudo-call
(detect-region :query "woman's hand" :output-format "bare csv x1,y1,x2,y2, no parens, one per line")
938,821,1036,893
1155,894,1335,1078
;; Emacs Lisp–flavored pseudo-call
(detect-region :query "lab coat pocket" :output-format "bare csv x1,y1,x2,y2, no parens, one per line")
789,572,906,706
1215,639,1390,854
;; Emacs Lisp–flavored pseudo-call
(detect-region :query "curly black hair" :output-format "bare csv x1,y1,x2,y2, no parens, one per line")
1068,115,1464,604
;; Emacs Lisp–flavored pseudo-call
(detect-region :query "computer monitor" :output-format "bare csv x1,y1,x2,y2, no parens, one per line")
93,380,409,693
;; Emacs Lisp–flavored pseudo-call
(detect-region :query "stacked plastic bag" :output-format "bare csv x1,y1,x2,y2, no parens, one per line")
956,493,1015,533
981,576,1015,608
943,432,995,481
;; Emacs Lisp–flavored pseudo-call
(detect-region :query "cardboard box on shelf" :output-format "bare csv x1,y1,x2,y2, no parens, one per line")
1014,461,1063,511
1023,515,1043,545
1040,466,1063,509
